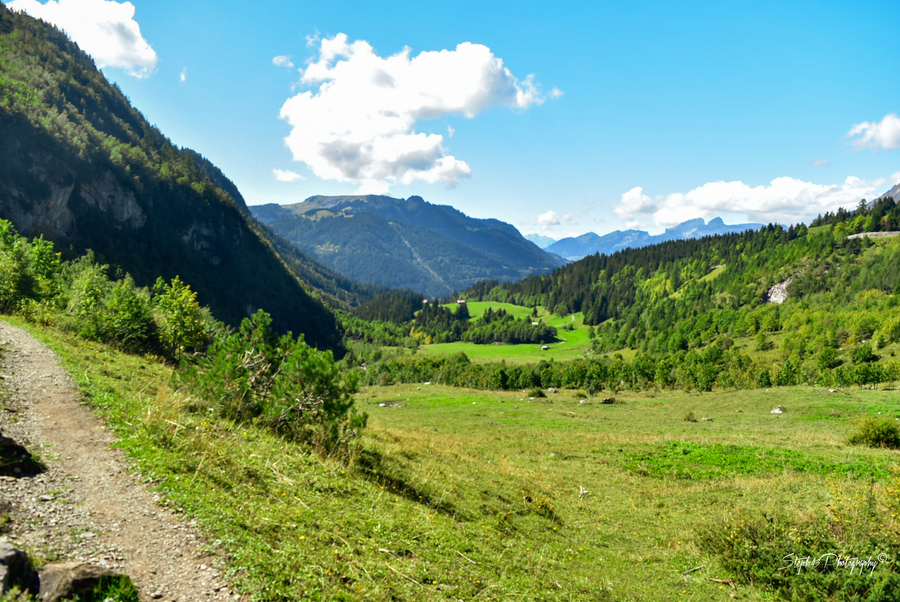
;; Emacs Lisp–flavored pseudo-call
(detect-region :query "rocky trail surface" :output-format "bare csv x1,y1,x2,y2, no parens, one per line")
0,321,242,602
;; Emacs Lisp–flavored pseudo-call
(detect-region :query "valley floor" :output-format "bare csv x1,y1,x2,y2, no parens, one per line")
2,317,899,601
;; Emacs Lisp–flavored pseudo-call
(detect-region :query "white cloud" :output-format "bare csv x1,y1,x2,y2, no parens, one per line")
613,186,654,219
549,87,564,99
615,176,886,228
179,67,187,83
273,168,305,182
272,55,294,69
279,33,558,193
447,125,455,138
812,158,829,167
8,0,157,78
538,210,560,226
847,113,900,151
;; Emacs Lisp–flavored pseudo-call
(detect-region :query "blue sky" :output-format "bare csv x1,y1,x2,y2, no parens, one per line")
6,0,900,237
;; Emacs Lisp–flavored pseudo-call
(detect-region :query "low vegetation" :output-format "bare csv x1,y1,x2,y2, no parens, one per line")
846,416,900,449
182,309,365,456
10,320,900,601
0,220,208,361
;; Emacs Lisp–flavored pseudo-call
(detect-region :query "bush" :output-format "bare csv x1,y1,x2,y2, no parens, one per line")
152,276,207,359
699,474,900,602
853,343,879,364
184,310,365,456
847,416,900,449
755,332,772,351
98,277,156,352
684,410,697,422
528,387,546,398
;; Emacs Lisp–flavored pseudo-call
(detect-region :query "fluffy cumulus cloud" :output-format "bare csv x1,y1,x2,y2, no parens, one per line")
8,0,157,78
615,176,891,228
613,186,654,219
273,168,304,182
537,210,560,227
847,113,900,151
279,33,557,193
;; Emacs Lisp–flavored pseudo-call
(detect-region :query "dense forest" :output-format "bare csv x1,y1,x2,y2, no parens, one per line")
342,196,900,394
464,197,900,351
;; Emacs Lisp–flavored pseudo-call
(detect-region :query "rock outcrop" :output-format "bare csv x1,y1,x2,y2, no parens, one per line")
766,277,793,304
1,167,146,239
0,538,37,595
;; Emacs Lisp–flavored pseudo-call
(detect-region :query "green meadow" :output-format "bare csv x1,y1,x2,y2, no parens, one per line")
8,317,900,601
418,303,593,364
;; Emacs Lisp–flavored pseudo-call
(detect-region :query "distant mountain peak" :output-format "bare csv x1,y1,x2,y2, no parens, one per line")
876,183,900,203
252,194,565,297
524,233,558,249
546,217,762,260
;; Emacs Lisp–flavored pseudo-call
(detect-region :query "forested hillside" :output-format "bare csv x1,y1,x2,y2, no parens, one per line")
0,5,348,350
342,196,900,393
251,195,565,297
469,197,900,334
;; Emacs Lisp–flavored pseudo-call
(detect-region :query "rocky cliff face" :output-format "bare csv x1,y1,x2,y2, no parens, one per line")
1,167,146,239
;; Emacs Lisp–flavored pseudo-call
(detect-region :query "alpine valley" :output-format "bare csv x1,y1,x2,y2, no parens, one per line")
3,3,900,602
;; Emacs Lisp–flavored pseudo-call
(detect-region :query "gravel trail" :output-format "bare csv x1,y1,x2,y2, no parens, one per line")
0,321,242,602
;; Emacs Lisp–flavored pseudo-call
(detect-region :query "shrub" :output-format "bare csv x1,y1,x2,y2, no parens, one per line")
853,343,879,364
98,277,156,352
152,276,207,359
699,475,900,601
684,410,697,422
818,346,842,371
528,387,546,398
847,416,900,449
184,310,365,456
755,332,772,351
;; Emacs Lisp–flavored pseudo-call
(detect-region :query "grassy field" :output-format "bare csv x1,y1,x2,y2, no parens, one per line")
6,317,900,601
421,303,593,364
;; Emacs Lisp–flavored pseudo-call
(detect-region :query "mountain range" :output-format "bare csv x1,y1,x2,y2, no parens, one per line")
524,234,557,249
251,196,566,298
876,182,900,203
542,217,764,260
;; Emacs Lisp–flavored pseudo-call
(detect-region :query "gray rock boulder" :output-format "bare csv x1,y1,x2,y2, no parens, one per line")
0,538,37,595
39,562,122,602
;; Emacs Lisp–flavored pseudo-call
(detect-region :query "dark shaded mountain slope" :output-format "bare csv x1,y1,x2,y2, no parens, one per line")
0,5,344,350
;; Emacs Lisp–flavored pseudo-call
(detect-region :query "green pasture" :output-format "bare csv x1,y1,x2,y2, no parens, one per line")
422,303,594,364
9,317,900,601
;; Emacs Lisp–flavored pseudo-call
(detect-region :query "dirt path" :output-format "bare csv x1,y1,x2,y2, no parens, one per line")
0,321,241,602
